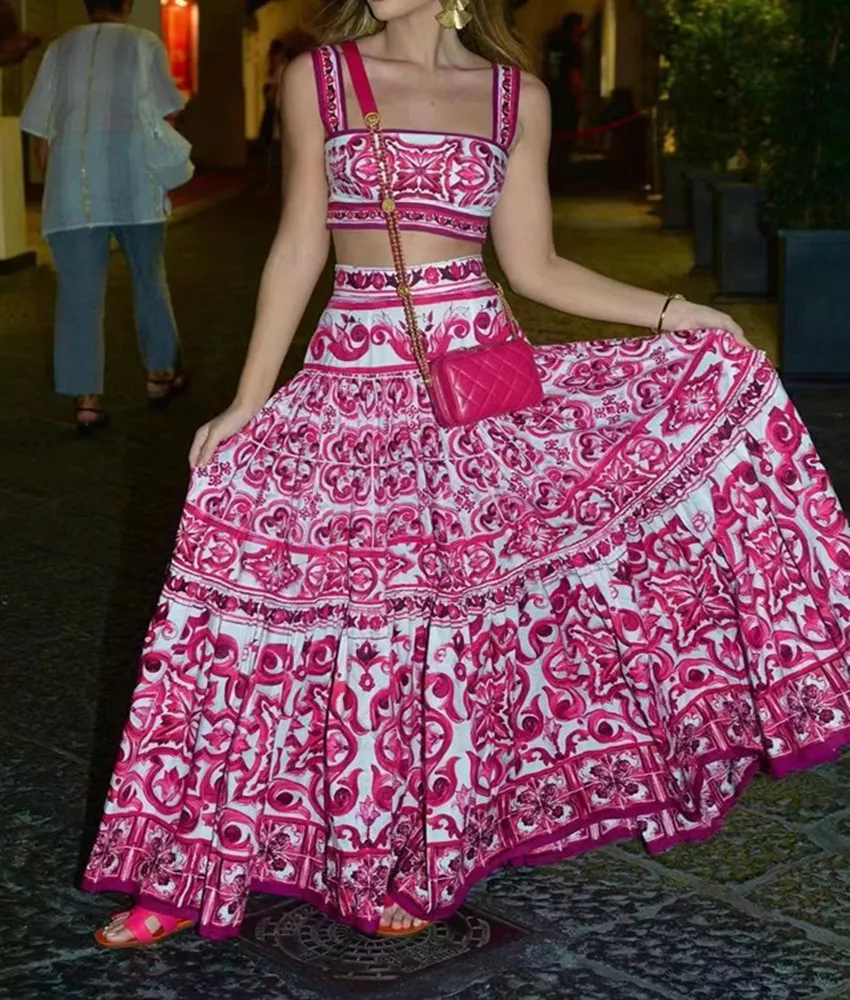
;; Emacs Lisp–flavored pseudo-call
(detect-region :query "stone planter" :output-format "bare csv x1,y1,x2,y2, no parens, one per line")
780,230,850,380
686,168,743,276
712,182,774,303
660,156,692,232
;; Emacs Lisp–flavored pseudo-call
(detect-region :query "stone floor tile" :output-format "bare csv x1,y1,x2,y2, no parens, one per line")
648,805,822,884
0,735,90,886
0,877,119,980
2,635,104,756
738,769,850,826
824,750,850,789
830,815,850,847
0,879,313,1000
748,854,850,940
470,851,688,932
445,940,677,1000
0,549,110,651
570,892,850,1000
0,953,315,1000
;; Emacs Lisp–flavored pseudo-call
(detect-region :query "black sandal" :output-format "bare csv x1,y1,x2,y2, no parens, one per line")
146,370,189,409
74,397,109,435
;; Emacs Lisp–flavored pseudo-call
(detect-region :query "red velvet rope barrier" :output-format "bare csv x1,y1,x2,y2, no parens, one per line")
552,109,648,141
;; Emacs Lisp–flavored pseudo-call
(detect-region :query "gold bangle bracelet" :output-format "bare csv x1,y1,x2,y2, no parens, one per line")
655,293,685,334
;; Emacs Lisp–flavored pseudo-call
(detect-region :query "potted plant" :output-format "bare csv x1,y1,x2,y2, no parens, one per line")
639,0,697,230
662,0,739,247
711,181,775,302
709,0,790,302
665,0,787,275
763,0,850,379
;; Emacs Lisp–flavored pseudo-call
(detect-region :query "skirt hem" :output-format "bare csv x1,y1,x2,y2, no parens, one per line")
81,723,850,938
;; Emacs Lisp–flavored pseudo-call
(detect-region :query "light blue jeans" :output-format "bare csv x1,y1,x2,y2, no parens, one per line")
47,223,180,396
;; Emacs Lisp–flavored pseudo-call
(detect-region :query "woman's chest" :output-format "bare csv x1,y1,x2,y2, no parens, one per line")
344,66,496,138
325,131,507,210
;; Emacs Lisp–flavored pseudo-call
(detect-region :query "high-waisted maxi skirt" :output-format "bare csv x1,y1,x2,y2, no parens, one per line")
83,255,850,937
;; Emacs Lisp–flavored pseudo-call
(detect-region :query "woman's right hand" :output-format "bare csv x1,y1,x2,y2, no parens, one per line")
189,403,259,469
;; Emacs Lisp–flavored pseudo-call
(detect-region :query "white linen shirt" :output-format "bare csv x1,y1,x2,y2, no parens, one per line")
21,23,185,236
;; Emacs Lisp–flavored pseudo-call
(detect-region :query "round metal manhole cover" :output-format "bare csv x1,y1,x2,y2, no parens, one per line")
251,904,492,982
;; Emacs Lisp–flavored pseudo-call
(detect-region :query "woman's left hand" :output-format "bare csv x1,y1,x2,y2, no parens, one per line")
662,298,753,349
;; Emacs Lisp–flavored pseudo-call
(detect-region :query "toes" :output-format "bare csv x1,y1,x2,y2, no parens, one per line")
382,904,425,931
101,921,131,944
99,911,165,944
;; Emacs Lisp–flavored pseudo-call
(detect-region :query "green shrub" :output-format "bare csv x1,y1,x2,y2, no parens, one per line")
763,0,850,229
664,0,790,170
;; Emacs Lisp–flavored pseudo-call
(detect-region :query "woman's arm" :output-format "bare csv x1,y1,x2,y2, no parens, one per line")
490,75,745,341
33,137,48,172
190,53,330,467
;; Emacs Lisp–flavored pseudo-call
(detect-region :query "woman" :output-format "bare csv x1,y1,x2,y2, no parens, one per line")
86,0,850,946
20,0,188,433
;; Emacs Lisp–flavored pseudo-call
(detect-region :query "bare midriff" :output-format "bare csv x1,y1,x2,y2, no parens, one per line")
332,229,484,268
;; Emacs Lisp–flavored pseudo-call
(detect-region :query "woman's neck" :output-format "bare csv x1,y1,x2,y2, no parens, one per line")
375,6,468,69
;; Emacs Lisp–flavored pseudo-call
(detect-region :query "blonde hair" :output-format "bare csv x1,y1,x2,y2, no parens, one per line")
308,0,534,72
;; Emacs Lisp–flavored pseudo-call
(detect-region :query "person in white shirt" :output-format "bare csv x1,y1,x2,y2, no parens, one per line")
21,0,189,433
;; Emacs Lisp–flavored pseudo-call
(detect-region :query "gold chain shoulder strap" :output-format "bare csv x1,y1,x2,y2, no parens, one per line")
363,111,434,387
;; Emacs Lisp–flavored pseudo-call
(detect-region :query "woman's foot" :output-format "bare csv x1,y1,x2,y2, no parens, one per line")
377,903,430,937
74,395,108,434
146,369,189,409
95,905,193,949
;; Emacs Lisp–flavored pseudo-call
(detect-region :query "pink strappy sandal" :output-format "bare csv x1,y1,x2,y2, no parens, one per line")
94,905,194,949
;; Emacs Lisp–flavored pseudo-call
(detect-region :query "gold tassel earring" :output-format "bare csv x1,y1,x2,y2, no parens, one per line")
436,0,473,31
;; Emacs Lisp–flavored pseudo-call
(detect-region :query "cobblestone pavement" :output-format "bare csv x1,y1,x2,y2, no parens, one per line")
1,189,849,1000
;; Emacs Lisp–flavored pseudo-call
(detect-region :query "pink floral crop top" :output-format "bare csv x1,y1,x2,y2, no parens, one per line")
311,45,520,244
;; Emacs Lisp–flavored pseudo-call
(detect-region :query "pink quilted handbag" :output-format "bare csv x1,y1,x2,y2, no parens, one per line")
429,329,543,427
341,42,544,428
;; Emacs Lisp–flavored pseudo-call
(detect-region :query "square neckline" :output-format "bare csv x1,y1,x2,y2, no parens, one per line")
324,127,511,156
323,42,517,154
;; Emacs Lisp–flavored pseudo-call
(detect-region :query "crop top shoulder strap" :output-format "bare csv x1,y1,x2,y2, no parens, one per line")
310,45,348,136
313,43,520,149
493,63,521,150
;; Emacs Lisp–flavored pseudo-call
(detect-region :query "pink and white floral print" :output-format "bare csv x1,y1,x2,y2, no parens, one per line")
325,132,508,242
83,260,850,939
313,45,519,244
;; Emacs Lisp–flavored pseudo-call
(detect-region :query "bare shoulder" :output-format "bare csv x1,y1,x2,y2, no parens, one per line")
516,72,550,140
280,51,320,110
281,50,317,96
279,51,324,136
518,72,550,114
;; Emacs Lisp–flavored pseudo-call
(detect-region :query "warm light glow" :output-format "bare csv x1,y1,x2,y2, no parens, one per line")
161,0,199,97
601,0,617,100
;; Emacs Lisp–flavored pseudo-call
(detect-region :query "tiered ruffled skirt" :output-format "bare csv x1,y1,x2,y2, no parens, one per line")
83,256,850,937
